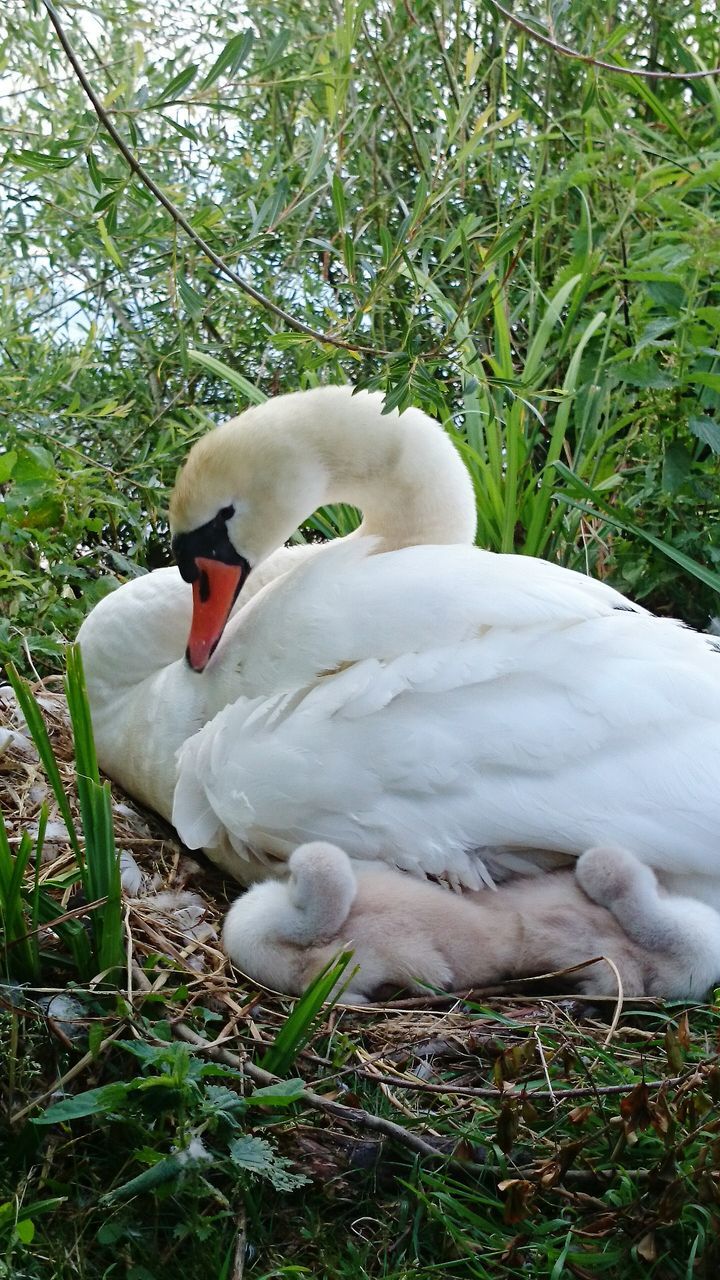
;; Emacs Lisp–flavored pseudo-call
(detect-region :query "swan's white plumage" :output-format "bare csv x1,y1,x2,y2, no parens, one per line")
173,539,720,892
76,385,720,903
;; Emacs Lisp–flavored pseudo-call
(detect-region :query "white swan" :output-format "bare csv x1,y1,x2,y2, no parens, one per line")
77,385,720,904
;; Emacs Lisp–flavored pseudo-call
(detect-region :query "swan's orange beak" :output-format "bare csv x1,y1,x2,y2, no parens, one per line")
186,557,245,672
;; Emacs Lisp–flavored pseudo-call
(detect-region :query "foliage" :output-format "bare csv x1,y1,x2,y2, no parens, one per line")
33,1037,310,1198
1,646,123,980
261,949,358,1075
4,990,720,1279
1,0,719,670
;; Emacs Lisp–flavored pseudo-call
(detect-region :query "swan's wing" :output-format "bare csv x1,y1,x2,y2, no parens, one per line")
214,536,655,699
174,612,720,889
77,567,189,690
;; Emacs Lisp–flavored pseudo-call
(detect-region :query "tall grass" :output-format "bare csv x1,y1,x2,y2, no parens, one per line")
2,645,123,980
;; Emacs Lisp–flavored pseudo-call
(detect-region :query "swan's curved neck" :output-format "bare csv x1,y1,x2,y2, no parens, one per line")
294,390,477,550
171,387,478,567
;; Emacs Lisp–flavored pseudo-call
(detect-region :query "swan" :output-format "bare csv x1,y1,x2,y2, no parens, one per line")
77,385,720,904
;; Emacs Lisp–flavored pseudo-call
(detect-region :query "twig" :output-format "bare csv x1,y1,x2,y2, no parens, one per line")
492,1,720,80
344,1066,682,1101
533,1027,557,1110
429,12,461,110
601,955,625,1047
39,0,391,358
361,18,430,179
173,1021,479,1166
231,1203,247,1280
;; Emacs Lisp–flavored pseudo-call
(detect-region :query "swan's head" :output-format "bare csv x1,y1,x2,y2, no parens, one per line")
169,404,327,672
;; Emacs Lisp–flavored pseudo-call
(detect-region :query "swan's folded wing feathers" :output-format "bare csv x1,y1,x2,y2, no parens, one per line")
173,611,720,889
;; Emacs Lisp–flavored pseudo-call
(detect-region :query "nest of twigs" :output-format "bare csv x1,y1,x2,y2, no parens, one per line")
5,677,720,1280
3,676,709,1172
0,675,236,994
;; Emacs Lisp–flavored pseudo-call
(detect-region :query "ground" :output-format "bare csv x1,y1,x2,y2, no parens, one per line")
2,679,720,1279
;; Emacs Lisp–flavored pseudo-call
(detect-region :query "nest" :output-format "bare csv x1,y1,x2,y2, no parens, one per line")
0,677,235,994
2,676,684,1147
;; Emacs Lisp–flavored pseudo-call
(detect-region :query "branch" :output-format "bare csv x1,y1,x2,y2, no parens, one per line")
173,1022,483,1167
40,0,391,357
492,1,720,80
361,18,430,179
350,1065,680,1101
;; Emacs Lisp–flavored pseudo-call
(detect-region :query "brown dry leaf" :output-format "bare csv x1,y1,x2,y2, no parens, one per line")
500,1179,536,1225
620,1082,654,1135
636,1231,657,1262
496,1099,519,1154
493,1038,536,1086
676,1011,691,1049
576,1213,619,1238
665,1024,687,1073
568,1104,593,1125
451,1137,476,1163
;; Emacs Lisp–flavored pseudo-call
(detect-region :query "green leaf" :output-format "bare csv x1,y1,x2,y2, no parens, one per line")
0,1197,66,1237
662,442,691,494
13,443,54,483
201,30,254,89
97,217,123,270
0,450,17,483
202,1084,247,1115
34,1083,130,1123
85,150,103,192
689,416,720,454
100,1155,188,1203
5,665,81,863
690,371,720,394
248,1078,305,1107
9,149,77,172
228,1135,309,1191
612,360,674,389
523,275,582,384
303,123,326,187
154,63,198,105
14,1219,35,1244
187,350,267,404
177,275,205,320
331,173,346,229
261,950,356,1076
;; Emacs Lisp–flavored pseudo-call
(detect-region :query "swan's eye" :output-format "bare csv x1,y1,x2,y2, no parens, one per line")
219,505,235,522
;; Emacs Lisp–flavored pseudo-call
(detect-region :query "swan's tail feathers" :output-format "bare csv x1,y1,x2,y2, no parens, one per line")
576,844,720,997
285,842,357,943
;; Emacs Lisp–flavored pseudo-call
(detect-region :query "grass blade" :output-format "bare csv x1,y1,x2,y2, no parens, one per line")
261,950,357,1076
64,644,123,974
5,664,81,861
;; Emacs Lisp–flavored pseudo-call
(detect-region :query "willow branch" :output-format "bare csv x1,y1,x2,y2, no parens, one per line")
361,18,430,179
492,1,720,80
40,0,391,357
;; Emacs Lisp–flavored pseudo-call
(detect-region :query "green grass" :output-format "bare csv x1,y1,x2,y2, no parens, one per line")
3,649,123,981
3,988,720,1279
